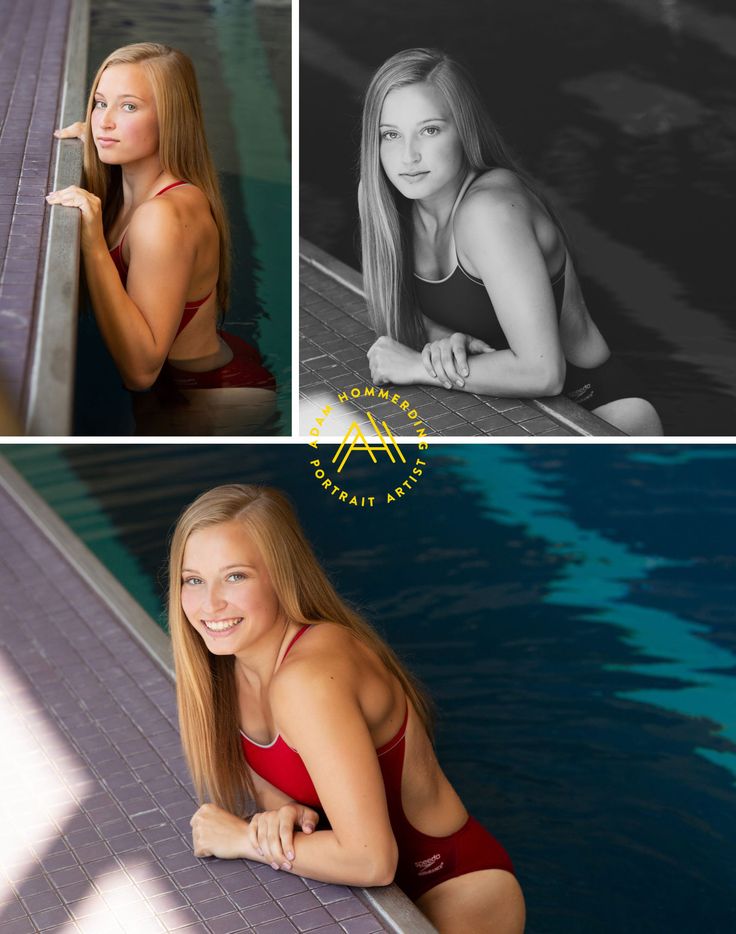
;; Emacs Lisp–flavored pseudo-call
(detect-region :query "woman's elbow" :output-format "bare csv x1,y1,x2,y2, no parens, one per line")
534,357,565,397
362,839,398,887
122,364,162,392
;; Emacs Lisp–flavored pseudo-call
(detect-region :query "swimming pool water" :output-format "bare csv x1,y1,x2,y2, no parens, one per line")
4,443,735,933
75,0,291,433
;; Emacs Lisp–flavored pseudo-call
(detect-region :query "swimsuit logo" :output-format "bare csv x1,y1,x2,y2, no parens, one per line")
306,385,429,508
333,412,406,473
415,853,444,875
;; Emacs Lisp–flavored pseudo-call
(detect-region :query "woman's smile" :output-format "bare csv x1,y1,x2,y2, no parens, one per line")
201,617,244,637
181,519,283,655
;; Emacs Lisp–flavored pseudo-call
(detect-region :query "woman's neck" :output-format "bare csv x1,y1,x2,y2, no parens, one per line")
233,618,302,692
413,167,472,239
120,155,169,210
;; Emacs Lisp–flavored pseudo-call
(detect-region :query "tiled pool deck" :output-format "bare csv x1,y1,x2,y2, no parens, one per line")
0,463,428,933
300,240,625,438
0,0,86,434
0,0,70,427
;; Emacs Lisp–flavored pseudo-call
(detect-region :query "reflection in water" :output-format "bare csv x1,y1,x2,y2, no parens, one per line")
3,443,735,933
454,446,736,773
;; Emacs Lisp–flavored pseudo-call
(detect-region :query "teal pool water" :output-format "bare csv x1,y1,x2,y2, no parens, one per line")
4,443,735,933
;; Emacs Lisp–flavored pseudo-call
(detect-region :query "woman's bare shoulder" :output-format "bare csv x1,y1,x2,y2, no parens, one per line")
126,184,212,252
454,169,535,252
271,624,362,715
458,168,534,218
284,622,360,668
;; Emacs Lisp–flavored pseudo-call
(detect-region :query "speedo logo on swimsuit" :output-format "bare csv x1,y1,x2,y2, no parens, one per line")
414,853,444,875
568,382,594,404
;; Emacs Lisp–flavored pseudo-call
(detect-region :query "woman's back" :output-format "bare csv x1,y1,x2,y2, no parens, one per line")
107,179,221,358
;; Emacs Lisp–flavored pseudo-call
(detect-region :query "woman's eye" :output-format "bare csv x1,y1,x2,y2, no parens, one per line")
94,100,106,109
183,576,203,586
423,126,440,137
381,130,399,142
122,103,137,112
227,573,246,582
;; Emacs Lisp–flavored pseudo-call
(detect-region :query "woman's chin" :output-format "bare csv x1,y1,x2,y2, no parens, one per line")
95,148,124,165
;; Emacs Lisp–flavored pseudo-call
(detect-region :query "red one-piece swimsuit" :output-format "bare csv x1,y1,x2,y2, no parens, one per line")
240,625,515,901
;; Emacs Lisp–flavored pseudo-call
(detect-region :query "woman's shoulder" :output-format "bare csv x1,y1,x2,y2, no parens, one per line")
454,168,535,239
282,622,360,670
459,168,534,216
126,182,210,246
271,623,362,715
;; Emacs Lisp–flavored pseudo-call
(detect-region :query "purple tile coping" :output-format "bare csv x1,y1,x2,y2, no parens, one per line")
0,0,73,411
0,482,394,933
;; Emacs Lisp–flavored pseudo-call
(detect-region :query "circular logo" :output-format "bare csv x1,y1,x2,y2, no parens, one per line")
306,386,429,507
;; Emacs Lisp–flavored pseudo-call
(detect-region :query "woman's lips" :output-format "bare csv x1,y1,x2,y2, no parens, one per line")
201,617,243,638
400,171,429,183
96,138,119,148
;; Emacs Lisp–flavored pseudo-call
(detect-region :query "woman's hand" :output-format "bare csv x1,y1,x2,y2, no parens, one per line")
421,333,494,389
45,185,104,252
54,121,86,142
190,803,249,860
247,804,320,871
367,336,426,386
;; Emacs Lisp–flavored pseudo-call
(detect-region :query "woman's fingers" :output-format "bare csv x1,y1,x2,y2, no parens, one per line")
45,186,100,220
278,813,296,866
449,333,469,384
421,343,436,378
298,806,320,834
423,336,471,388
248,812,263,856
467,337,494,355
429,343,452,389
265,815,288,869
249,805,319,870
53,121,86,141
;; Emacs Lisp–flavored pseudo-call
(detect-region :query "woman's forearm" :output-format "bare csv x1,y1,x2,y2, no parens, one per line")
406,345,565,397
82,244,166,389
454,347,564,397
239,822,396,888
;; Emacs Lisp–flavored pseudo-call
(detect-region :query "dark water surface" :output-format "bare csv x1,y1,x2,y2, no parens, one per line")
76,0,291,432
300,0,736,435
4,443,735,933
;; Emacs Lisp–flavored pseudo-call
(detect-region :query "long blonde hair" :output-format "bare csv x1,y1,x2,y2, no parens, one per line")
169,484,433,816
83,42,231,311
360,47,562,349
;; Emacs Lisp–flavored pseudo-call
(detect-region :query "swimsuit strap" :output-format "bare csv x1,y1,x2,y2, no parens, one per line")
108,181,190,254
449,171,481,268
414,172,479,282
375,701,410,756
182,291,213,312
281,624,312,663
154,180,191,197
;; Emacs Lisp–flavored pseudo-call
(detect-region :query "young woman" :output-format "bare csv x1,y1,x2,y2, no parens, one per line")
360,48,662,436
47,43,276,435
170,485,525,934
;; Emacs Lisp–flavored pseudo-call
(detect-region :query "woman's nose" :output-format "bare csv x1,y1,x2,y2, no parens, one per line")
203,585,228,613
99,109,115,129
402,137,420,164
